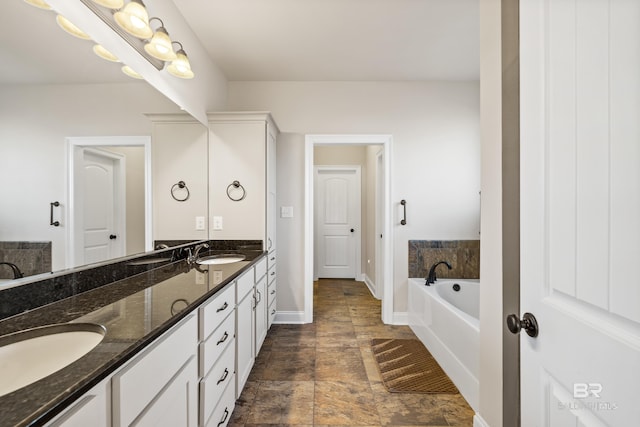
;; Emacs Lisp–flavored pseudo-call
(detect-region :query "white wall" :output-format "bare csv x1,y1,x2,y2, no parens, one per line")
0,82,181,271
275,133,306,313
228,81,480,314
107,146,146,255
151,120,209,242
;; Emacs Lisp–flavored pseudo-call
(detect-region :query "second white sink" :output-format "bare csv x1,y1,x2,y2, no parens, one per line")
197,254,247,265
0,323,106,397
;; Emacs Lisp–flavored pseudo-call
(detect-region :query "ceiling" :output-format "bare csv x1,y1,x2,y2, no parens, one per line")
1,0,479,85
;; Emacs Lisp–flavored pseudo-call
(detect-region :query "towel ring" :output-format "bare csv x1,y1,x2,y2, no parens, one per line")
171,181,190,202
226,180,246,201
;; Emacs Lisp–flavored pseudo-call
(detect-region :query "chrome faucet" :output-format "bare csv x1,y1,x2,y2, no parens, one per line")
425,260,452,285
187,243,210,265
0,262,24,279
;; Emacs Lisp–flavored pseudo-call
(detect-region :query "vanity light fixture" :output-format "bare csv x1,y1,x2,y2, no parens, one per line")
144,18,177,62
56,15,91,40
114,0,153,39
167,42,194,79
121,65,144,79
90,0,124,9
23,0,51,10
93,44,119,62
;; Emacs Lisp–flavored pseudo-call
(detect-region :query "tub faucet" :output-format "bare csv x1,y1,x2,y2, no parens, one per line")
426,260,452,285
0,262,24,279
187,243,210,265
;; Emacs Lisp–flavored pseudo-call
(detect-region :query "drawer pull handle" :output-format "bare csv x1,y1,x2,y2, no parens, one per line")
217,408,229,427
217,331,229,345
216,302,229,312
270,272,275,276
271,309,276,315
217,368,229,385
270,257,275,261
270,290,276,295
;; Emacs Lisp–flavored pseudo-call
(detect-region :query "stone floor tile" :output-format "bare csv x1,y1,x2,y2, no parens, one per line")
247,381,315,425
314,381,381,426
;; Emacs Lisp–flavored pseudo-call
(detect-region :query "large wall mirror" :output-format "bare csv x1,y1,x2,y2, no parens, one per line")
0,1,207,283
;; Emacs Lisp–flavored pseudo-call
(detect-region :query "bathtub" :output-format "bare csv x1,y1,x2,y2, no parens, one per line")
408,278,479,411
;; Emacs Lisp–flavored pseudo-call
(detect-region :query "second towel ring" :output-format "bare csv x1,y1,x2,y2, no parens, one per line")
171,181,190,202
226,180,246,201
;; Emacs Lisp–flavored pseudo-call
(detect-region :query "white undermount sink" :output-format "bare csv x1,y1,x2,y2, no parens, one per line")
196,254,247,265
0,323,106,397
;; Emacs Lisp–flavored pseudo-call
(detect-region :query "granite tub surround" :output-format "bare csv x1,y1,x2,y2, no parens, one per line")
0,240,265,427
408,240,480,280
0,242,52,279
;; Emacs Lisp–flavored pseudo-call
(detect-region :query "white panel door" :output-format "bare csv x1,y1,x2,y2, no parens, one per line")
314,167,360,279
77,149,124,265
520,1,640,426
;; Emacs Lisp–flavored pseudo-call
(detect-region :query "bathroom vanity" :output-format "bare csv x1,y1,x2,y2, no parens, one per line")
0,241,274,427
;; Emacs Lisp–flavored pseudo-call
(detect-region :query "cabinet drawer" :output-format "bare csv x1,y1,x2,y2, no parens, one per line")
254,257,267,282
267,251,276,269
199,311,235,377
268,298,276,328
113,314,197,427
205,378,235,427
236,268,254,300
200,340,236,426
267,280,276,307
199,282,236,341
267,264,276,286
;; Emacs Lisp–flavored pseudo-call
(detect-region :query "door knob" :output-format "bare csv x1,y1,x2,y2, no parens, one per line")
109,234,117,240
506,312,539,337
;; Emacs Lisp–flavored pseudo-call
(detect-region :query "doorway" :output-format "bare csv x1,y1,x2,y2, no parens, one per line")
304,134,393,324
67,136,152,268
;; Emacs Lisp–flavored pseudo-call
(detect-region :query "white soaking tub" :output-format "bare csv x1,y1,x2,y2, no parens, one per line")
408,278,479,411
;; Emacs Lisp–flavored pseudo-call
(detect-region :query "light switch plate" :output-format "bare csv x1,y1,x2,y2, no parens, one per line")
195,216,205,230
213,216,223,230
280,206,294,218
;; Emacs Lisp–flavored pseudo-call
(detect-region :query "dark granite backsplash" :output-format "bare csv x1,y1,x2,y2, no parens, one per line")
0,242,52,279
408,240,480,279
0,240,261,321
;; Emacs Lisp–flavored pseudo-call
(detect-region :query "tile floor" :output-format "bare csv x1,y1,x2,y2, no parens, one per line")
229,278,475,426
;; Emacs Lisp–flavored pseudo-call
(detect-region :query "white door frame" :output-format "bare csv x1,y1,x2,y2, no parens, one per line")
304,134,394,324
66,136,152,268
314,165,362,280
374,149,385,299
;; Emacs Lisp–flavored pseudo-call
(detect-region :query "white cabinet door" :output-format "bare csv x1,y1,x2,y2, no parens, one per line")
134,356,198,427
235,290,255,399
46,378,110,427
254,276,267,355
112,315,198,427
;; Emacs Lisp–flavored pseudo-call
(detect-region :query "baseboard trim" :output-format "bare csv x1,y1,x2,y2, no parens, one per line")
362,274,380,300
392,311,408,325
473,413,490,427
273,311,306,324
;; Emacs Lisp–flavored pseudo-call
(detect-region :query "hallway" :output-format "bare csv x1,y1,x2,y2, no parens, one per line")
229,278,474,426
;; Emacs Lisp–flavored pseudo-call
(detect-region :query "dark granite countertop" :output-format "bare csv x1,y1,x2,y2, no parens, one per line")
0,249,265,427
